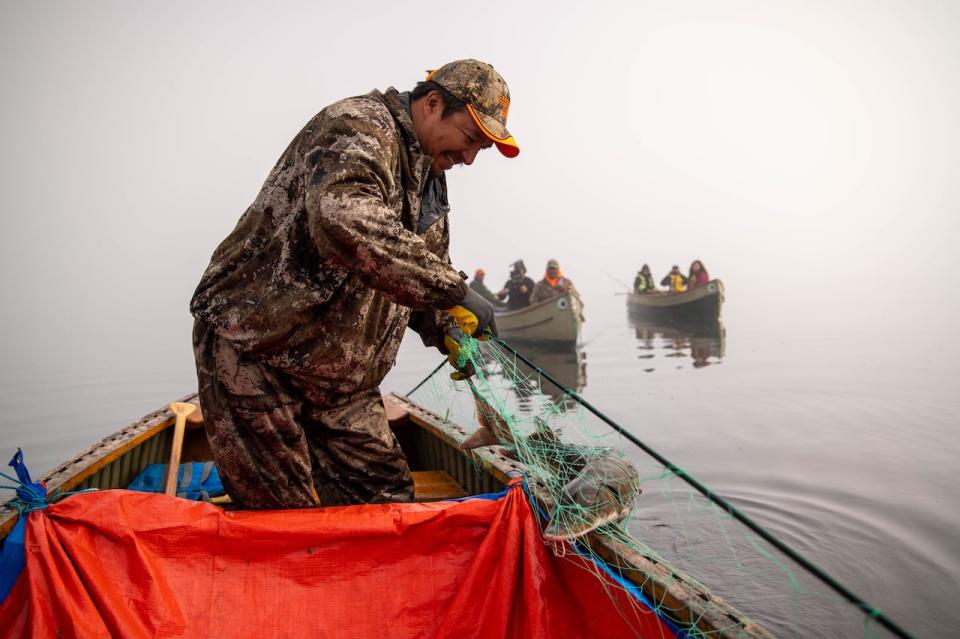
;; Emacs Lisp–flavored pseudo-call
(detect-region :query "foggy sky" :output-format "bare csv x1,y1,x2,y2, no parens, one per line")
1,0,958,389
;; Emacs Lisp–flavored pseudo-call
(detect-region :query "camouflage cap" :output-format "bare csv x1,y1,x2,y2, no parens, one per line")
426,59,519,158
546,259,559,269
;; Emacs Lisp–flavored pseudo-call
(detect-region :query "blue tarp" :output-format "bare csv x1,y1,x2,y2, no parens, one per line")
127,462,224,501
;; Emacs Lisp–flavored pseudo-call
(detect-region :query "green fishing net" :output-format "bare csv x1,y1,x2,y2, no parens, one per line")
408,337,910,639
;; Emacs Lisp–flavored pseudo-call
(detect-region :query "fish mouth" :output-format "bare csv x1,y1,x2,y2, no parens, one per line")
542,486,633,542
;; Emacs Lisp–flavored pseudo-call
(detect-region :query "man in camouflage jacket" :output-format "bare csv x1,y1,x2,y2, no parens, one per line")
190,60,519,508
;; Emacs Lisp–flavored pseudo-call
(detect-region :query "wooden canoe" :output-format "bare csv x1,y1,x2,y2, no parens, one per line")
495,293,583,344
627,279,724,324
0,393,767,638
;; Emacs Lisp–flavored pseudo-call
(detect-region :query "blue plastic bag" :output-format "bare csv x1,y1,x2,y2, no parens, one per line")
127,462,224,501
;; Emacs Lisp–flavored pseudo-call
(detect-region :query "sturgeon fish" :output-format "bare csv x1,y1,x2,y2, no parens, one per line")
459,379,641,541
543,454,641,542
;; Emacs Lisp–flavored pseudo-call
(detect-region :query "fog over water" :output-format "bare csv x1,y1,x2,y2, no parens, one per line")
1,1,958,636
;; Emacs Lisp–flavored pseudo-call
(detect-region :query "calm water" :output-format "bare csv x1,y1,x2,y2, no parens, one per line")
384,291,959,637
1,289,957,637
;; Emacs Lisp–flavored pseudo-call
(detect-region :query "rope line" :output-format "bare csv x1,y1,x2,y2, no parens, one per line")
406,359,447,396
487,336,914,639
404,337,915,638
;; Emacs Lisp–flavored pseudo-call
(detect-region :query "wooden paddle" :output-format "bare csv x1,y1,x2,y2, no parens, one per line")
164,402,197,496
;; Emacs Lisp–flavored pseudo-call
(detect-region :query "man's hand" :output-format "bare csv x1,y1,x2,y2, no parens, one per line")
444,327,476,380
447,287,498,339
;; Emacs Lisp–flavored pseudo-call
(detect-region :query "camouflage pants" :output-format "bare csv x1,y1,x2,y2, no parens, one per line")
193,320,414,509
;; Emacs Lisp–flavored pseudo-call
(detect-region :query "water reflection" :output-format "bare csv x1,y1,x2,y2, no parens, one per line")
629,315,725,371
482,340,587,407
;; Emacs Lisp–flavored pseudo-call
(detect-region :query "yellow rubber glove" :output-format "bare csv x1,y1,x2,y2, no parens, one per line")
446,287,497,339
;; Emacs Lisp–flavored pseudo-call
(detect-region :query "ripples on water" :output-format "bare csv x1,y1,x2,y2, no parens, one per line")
1,292,957,637
385,294,958,637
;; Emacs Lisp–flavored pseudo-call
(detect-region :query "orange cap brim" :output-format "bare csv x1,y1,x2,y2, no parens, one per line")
467,105,520,158
495,139,520,159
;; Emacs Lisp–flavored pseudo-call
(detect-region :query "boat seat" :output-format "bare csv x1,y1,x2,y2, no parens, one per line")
208,470,467,507
412,470,468,502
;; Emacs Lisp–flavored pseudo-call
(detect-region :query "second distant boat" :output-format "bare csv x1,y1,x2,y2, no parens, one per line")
627,279,724,324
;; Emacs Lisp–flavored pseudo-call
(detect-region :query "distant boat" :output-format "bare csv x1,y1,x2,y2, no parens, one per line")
495,292,583,344
627,279,724,324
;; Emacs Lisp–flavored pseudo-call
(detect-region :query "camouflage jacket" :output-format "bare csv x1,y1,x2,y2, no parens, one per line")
530,276,577,304
190,88,466,397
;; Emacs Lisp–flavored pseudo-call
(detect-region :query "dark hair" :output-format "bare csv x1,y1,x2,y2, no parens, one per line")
410,80,467,118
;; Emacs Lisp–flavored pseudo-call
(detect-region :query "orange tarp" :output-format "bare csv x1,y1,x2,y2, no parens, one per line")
0,486,676,638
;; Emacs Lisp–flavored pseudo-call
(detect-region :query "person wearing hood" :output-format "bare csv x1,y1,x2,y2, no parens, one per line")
633,264,656,293
497,259,535,310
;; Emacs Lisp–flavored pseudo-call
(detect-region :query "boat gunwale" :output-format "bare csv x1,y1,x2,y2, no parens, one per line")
0,393,197,539
494,315,555,333
387,393,769,638
627,279,724,309
1,390,768,638
495,292,583,343
494,291,581,319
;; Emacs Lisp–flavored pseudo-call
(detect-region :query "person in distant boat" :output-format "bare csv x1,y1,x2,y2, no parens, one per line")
661,265,688,292
633,264,656,293
190,59,518,510
530,258,578,304
497,260,535,310
469,268,499,304
687,260,709,289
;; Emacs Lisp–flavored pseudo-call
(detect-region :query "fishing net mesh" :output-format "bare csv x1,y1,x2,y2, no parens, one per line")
408,337,904,639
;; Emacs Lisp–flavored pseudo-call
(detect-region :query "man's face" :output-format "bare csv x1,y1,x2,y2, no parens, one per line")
546,266,559,279
417,92,492,175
